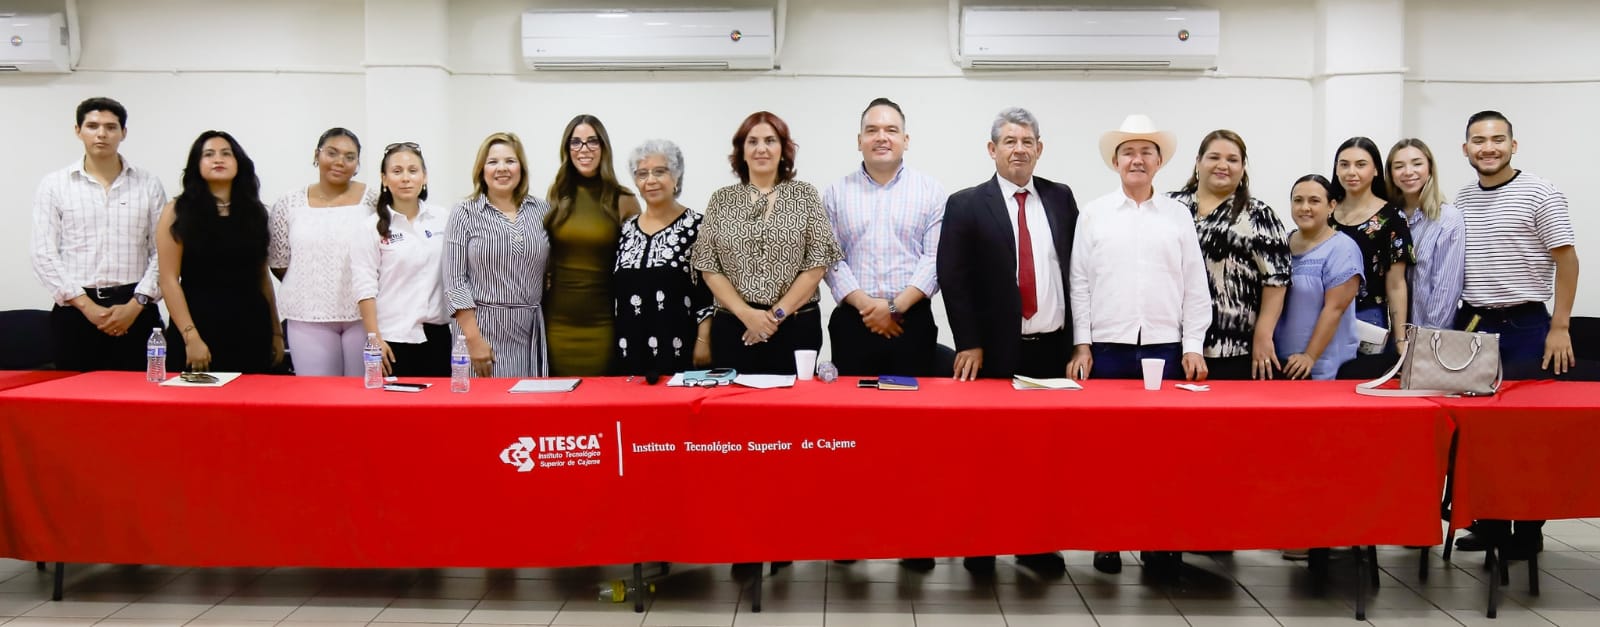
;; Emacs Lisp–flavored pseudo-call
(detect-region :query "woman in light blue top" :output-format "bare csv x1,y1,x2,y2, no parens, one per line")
1275,175,1364,380
1386,138,1465,329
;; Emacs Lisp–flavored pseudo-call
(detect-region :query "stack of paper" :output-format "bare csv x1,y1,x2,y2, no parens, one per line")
733,374,795,389
1012,375,1082,390
508,378,582,393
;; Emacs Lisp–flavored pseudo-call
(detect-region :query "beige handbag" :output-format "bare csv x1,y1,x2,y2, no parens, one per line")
1357,325,1502,397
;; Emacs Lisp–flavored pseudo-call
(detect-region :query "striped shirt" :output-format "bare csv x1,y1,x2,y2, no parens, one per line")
30,157,168,305
822,163,946,302
444,194,551,312
1405,202,1466,328
1455,171,1575,308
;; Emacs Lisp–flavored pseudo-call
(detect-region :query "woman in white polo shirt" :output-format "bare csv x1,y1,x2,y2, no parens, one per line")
269,127,378,376
350,142,451,377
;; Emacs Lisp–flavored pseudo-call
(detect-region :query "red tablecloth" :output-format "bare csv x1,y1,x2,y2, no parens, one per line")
0,370,78,392
1434,380,1600,527
0,373,1452,567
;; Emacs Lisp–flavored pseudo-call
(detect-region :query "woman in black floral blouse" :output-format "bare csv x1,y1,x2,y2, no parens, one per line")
1170,130,1293,380
612,139,713,376
691,111,843,376
1329,136,1414,355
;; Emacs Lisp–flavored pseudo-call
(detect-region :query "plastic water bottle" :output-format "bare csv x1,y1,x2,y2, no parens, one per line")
363,333,383,389
145,327,166,382
450,334,471,393
596,579,654,603
816,360,839,383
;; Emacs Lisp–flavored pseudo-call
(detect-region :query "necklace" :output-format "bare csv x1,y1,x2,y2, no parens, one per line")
749,184,776,214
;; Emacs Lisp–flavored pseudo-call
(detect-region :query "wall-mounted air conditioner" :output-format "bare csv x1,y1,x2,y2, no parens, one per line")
960,7,1219,71
0,13,70,73
522,9,775,71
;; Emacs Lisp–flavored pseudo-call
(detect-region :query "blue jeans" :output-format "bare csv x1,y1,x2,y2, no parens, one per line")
1091,342,1182,380
1454,302,1550,380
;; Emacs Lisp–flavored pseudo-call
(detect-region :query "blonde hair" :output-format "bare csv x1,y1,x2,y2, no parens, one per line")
1385,138,1446,221
469,132,530,203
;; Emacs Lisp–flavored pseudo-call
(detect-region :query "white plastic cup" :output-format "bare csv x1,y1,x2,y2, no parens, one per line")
1141,358,1165,391
794,350,819,381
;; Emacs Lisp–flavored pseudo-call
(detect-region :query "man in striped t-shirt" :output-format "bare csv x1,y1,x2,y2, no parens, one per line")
30,97,167,372
1451,110,1580,557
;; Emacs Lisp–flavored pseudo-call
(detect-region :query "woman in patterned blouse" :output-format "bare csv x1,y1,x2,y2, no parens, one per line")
1169,130,1292,380
691,111,843,376
613,139,714,376
1329,136,1414,355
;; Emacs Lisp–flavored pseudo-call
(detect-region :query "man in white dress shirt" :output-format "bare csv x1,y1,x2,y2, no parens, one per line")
1068,114,1211,383
1067,114,1213,576
30,97,167,371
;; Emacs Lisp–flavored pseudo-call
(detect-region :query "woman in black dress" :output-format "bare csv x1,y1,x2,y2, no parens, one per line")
613,139,713,377
156,131,282,373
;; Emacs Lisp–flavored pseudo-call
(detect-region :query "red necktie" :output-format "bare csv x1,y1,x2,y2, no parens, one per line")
1015,190,1037,320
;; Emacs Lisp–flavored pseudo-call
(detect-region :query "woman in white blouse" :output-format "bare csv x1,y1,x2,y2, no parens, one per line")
269,127,378,376
350,142,451,377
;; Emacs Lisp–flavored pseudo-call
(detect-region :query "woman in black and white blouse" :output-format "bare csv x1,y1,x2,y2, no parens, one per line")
612,139,713,376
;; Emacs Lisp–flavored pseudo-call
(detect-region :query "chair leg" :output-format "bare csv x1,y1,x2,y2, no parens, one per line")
36,562,46,571
1368,546,1381,589
1354,546,1368,621
1486,547,1500,619
1418,545,1430,583
1442,527,1456,563
1528,551,1540,596
52,563,64,601
1499,553,1511,586
1309,548,1330,596
750,565,763,613
632,562,645,614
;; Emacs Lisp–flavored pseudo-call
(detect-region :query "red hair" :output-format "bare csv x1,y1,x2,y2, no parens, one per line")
728,111,797,184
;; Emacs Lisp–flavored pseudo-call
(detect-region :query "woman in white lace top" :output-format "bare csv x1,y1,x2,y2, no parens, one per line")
269,127,378,376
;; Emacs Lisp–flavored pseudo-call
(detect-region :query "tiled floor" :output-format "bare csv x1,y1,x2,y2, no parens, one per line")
5,519,1600,626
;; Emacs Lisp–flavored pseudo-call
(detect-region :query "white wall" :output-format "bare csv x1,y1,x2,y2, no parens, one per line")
3,0,1595,347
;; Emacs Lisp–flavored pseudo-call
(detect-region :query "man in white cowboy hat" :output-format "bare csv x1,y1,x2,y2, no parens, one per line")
1068,114,1211,574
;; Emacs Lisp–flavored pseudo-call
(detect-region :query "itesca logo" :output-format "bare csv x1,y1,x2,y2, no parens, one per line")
499,434,605,472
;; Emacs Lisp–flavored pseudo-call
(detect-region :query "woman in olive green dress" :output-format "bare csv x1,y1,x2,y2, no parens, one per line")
544,114,641,376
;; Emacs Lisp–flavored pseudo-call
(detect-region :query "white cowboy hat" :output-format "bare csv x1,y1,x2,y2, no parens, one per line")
1098,114,1178,171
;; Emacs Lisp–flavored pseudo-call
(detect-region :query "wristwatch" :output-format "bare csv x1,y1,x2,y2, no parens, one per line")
773,307,787,321
888,301,903,323
134,294,151,306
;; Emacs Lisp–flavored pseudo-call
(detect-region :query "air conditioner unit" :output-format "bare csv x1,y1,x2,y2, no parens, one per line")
522,9,775,71
960,7,1219,71
0,13,71,73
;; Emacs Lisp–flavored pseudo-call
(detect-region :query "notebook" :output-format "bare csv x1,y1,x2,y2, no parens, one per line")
876,375,919,391
1012,375,1082,391
508,378,582,393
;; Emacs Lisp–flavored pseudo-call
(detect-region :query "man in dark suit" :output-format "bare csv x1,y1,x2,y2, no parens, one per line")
936,107,1080,577
939,107,1078,382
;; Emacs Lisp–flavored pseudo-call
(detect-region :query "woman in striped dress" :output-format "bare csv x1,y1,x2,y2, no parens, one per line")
443,132,552,378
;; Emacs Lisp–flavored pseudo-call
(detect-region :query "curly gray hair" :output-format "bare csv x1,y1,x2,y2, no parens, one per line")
627,139,686,198
990,107,1040,143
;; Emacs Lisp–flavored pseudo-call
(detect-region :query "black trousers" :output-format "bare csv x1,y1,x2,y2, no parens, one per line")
827,301,937,377
388,323,453,378
710,304,822,375
1206,354,1253,381
50,284,163,372
1015,330,1069,379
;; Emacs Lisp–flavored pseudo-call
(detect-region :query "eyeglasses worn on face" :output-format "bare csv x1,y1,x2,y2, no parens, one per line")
568,137,603,151
320,148,359,164
633,167,672,180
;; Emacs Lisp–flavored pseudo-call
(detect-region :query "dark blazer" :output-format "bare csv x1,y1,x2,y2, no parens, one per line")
937,175,1078,378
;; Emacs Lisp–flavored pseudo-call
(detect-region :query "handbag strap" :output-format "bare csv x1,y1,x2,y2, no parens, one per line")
1354,355,1452,397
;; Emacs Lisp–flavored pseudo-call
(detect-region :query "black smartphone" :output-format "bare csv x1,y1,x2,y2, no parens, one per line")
856,378,879,388
383,382,432,392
